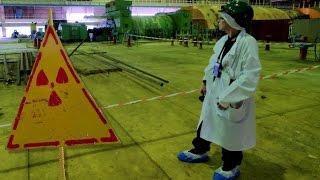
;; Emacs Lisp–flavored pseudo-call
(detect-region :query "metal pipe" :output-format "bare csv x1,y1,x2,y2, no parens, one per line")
3,53,8,82
99,53,169,84
68,37,88,57
79,51,168,86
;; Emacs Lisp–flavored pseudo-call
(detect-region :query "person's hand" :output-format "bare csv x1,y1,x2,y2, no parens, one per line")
200,84,206,95
217,102,229,110
230,101,243,109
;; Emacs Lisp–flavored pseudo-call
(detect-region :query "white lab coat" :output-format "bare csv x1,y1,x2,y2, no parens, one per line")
199,30,261,151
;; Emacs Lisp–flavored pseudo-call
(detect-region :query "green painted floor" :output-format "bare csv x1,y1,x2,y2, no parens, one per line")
0,42,319,179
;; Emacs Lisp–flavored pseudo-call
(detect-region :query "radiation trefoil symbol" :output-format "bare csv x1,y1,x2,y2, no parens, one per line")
37,67,69,106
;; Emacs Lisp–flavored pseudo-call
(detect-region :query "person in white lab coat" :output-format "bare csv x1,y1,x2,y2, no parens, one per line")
177,0,261,179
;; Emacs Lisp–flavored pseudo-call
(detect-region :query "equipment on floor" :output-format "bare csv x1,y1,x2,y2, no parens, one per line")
0,43,37,85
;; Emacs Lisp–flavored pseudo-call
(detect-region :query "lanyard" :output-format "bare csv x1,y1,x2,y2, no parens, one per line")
217,32,239,64
217,46,226,64
213,38,234,81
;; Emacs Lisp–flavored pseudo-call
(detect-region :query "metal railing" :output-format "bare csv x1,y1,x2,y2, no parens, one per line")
5,16,48,19
0,0,108,6
1,0,319,8
131,0,223,7
0,0,225,6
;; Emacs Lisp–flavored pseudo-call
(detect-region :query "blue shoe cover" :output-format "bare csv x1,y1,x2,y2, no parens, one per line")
213,166,240,180
177,151,209,163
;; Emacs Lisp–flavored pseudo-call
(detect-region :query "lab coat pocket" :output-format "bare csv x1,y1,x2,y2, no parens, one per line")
215,102,246,122
228,102,247,123
215,103,229,120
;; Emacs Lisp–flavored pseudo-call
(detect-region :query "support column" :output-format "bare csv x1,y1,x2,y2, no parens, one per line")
62,7,68,21
0,6,6,37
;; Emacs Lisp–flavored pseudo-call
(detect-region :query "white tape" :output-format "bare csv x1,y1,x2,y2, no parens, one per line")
123,99,142,105
103,104,120,109
146,96,162,101
1,65,319,129
185,89,198,94
0,123,11,128
164,92,182,98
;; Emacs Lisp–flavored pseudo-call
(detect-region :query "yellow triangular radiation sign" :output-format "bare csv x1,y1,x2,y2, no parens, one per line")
7,12,119,150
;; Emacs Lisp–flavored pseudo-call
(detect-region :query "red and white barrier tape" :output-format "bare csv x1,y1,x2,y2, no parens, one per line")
260,65,320,80
129,34,173,41
0,65,319,128
102,65,320,109
102,89,198,109
129,34,214,43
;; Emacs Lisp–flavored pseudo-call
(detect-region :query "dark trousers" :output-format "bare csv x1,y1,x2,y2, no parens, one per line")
191,121,243,171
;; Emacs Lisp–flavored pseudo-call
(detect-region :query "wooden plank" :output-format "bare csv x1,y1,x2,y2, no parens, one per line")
3,53,8,82
16,53,22,85
0,59,19,63
25,52,30,71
